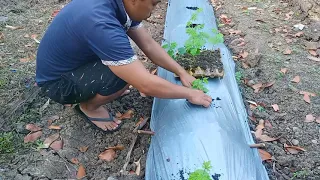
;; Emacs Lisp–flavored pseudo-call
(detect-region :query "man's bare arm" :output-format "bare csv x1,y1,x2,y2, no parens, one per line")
108,60,212,107
128,27,186,76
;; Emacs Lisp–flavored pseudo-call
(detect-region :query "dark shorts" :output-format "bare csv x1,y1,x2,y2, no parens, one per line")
39,61,127,104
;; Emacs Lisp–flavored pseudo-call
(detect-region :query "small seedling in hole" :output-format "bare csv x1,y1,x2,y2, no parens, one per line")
243,9,250,15
189,161,212,180
276,71,285,79
192,78,209,93
235,71,243,83
291,170,308,180
257,105,265,112
34,140,46,151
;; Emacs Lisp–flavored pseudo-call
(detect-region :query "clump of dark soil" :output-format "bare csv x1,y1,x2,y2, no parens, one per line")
176,50,224,78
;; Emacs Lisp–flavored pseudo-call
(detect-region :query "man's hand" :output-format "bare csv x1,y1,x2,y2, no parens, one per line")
109,60,212,107
179,71,196,88
187,90,212,108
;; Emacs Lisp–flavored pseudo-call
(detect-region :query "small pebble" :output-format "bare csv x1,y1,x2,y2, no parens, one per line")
312,140,318,144
292,127,299,132
292,139,299,145
247,80,255,86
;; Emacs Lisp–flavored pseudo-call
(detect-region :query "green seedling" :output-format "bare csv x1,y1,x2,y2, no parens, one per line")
192,78,209,93
179,8,224,57
0,132,14,154
34,140,46,151
0,78,7,88
276,71,285,79
291,170,308,180
243,9,250,15
257,105,265,112
235,71,243,83
162,42,178,59
189,161,212,180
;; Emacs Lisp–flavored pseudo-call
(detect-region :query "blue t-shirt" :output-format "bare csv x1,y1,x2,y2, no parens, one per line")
36,0,141,84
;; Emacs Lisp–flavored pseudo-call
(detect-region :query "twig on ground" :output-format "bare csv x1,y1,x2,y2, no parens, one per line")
121,135,138,175
249,143,266,148
137,130,155,135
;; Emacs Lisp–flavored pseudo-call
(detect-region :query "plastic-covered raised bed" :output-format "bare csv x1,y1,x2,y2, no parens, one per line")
145,0,269,179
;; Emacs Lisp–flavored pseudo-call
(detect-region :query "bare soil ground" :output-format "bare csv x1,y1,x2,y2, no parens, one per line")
0,0,166,179
213,0,320,179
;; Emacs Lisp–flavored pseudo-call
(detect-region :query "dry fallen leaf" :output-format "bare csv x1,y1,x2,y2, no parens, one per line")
309,50,317,56
50,139,63,151
291,76,300,83
303,94,311,104
220,14,232,24
265,81,275,88
43,133,60,148
48,115,60,124
48,125,62,130
316,117,320,124
30,34,38,39
285,11,294,20
239,51,249,59
120,109,134,119
280,68,288,74
284,144,306,154
305,114,315,123
307,56,320,62
24,131,42,143
294,32,304,37
116,112,122,118
254,120,264,138
25,124,42,132
264,120,273,129
285,38,293,43
283,48,292,55
0,32,4,41
107,145,125,151
247,100,258,106
77,164,86,179
20,57,31,63
242,62,250,69
252,83,263,93
71,158,80,165
134,158,141,176
228,29,242,35
258,135,279,142
98,149,116,162
300,91,316,97
258,149,272,161
272,104,279,112
79,146,89,153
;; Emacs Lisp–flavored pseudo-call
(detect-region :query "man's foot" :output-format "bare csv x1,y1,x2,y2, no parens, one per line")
79,104,122,131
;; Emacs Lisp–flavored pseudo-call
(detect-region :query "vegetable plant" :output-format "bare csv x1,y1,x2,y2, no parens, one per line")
179,8,224,56
162,42,178,59
189,161,212,180
192,77,209,93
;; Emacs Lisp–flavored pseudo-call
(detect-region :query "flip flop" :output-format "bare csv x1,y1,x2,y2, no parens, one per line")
74,104,123,134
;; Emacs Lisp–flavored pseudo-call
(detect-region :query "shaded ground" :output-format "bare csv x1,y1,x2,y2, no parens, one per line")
0,0,166,179
213,0,320,179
